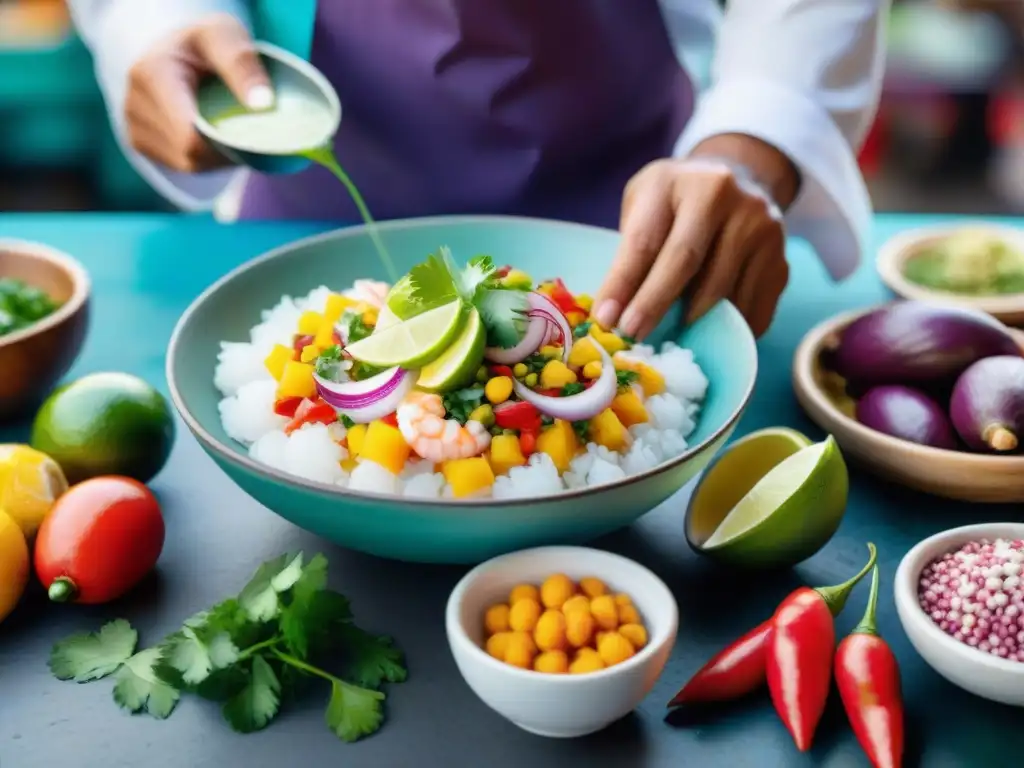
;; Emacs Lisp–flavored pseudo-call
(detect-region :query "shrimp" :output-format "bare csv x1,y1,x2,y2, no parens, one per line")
397,391,491,463
346,279,390,309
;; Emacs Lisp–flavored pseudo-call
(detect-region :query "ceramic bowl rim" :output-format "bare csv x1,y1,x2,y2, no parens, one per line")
894,522,1024,676
166,214,758,509
792,302,1024,470
192,41,342,157
877,221,1024,313
444,545,679,684
0,238,90,349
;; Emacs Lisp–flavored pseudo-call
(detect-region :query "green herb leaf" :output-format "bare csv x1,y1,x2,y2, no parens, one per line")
478,288,528,349
222,655,282,733
279,554,335,659
573,320,593,339
162,626,239,686
457,254,497,301
572,420,591,442
561,382,586,397
238,552,305,622
616,369,639,391
49,619,138,682
407,251,459,308
339,625,408,689
113,648,181,719
325,680,386,743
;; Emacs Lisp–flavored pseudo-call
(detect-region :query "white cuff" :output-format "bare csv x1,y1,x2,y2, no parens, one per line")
73,0,251,210
674,77,872,281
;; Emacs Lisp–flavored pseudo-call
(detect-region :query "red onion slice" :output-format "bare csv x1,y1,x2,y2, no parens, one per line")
314,367,416,424
512,342,616,422
485,291,574,365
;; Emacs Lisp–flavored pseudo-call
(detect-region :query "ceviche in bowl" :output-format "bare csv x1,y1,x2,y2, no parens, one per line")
167,216,757,563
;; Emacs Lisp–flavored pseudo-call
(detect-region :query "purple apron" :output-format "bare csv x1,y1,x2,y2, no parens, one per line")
238,0,693,228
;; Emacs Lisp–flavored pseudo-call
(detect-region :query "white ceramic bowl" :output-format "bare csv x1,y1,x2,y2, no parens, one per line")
894,523,1024,707
445,546,679,738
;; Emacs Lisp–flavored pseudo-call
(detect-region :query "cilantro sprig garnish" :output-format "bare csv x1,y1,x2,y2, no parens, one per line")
48,553,407,743
407,247,529,350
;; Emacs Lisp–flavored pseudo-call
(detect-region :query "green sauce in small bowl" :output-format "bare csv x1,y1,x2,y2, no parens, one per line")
0,278,61,338
902,230,1024,297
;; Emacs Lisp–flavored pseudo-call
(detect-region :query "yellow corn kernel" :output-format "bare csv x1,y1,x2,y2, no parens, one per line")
534,650,569,674
509,584,540,605
565,607,596,649
578,577,607,599
590,595,619,631
539,360,577,389
569,647,605,674
264,344,294,380
576,293,594,312
534,610,568,652
298,310,324,335
276,361,317,399
582,361,603,380
484,376,514,404
512,363,528,378
468,404,495,427
540,573,576,609
504,632,537,669
486,631,512,660
509,597,542,633
594,330,626,354
484,604,511,635
597,631,636,667
617,603,641,626
561,595,591,615
618,623,648,649
300,344,320,363
524,372,538,387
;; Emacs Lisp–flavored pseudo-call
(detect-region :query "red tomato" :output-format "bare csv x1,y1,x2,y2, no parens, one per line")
34,477,165,605
284,397,337,434
519,431,537,456
274,396,303,417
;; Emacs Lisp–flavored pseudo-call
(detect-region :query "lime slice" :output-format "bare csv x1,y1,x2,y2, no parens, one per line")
344,300,466,369
686,431,848,569
417,309,485,391
385,274,454,321
375,304,400,332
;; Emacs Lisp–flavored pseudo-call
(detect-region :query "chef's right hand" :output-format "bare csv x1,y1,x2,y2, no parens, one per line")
125,14,273,173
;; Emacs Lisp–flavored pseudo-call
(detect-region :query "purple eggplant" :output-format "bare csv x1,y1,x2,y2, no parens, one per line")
833,302,1021,387
856,385,959,450
950,356,1024,453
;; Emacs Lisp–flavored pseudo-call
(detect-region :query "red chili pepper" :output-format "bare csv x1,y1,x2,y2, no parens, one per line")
835,565,904,768
668,544,878,709
381,412,399,428
273,397,303,418
767,543,877,752
284,397,337,434
494,401,541,432
549,278,587,316
519,430,537,456
489,364,515,378
292,334,315,355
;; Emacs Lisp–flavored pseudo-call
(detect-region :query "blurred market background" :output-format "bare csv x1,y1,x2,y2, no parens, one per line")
1,0,1023,215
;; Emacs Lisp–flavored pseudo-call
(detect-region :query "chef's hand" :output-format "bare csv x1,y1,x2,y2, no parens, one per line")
593,134,800,340
125,14,272,173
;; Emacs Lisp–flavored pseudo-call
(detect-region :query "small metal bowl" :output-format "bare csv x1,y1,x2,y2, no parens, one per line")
0,240,90,420
193,41,341,175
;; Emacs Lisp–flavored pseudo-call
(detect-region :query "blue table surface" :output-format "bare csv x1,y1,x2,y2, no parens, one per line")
1,212,1022,768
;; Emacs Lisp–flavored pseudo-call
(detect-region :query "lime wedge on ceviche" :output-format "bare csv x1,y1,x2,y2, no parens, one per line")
417,308,486,391
344,299,466,369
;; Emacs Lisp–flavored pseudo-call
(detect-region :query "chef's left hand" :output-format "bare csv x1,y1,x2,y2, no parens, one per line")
594,136,799,340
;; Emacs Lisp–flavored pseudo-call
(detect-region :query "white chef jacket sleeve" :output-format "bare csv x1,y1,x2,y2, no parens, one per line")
68,0,251,210
660,0,889,281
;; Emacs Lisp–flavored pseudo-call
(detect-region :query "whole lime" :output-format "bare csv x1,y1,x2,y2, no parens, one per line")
30,372,175,484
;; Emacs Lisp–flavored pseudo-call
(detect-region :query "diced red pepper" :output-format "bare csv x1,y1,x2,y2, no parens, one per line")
381,412,398,428
284,397,337,435
519,431,537,456
489,364,514,378
549,278,587,317
273,397,303,418
494,265,512,278
494,401,542,432
536,388,562,397
292,334,315,356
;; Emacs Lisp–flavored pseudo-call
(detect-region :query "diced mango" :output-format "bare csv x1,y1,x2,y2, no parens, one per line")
300,344,320,363
575,294,593,312
540,360,578,389
298,311,324,335
340,456,358,473
566,310,587,328
489,434,527,476
359,421,411,474
442,457,495,498
611,389,648,427
362,309,379,326
536,420,578,473
582,361,602,380
567,337,602,369
277,361,317,399
264,344,295,380
347,424,368,457
313,320,336,349
324,293,358,324
613,355,666,397
589,409,629,452
591,329,626,354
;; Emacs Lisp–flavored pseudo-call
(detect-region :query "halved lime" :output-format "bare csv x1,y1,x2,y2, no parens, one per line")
344,300,465,369
417,308,485,392
686,430,847,569
375,304,400,332
385,274,455,321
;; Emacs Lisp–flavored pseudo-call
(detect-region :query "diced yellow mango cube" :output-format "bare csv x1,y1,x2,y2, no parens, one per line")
340,456,358,473
566,310,587,328
298,311,324,335
264,344,294,380
589,409,629,452
489,434,527,476
277,361,317,399
324,293,358,324
346,423,368,457
300,344,320,363
536,420,578,473
313,321,335,349
576,294,593,312
358,421,411,474
567,337,602,369
540,360,578,389
362,309,378,326
611,390,648,427
613,356,665,397
442,457,495,498
592,330,626,354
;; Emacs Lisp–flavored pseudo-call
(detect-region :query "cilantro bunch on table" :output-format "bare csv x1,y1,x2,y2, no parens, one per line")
48,553,407,743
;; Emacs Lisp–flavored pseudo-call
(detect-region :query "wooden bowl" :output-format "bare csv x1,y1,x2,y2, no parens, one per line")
877,222,1024,326
0,240,90,420
791,305,1024,503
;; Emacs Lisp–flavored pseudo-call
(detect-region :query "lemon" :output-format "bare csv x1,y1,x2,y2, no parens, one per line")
417,308,485,391
0,444,69,538
344,300,465,368
0,509,30,623
685,429,848,569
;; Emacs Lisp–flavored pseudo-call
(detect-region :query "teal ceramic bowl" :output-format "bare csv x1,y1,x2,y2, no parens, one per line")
167,216,758,564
